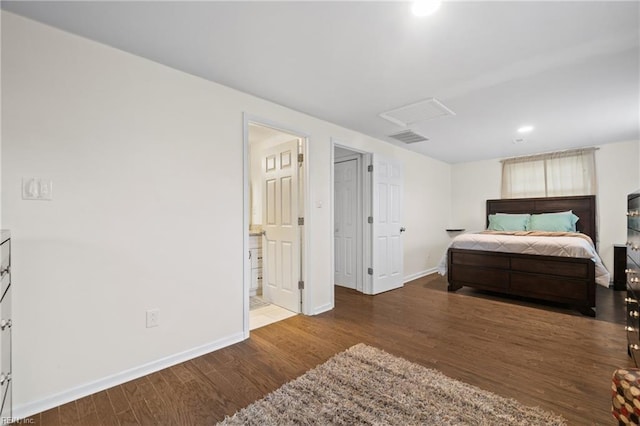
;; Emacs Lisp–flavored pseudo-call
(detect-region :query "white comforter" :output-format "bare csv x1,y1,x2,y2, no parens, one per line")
437,232,610,287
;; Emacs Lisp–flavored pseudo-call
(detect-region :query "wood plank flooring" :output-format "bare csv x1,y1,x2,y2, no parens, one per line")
22,274,630,425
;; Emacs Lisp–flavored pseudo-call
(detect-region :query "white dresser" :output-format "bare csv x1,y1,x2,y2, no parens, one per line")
249,234,263,296
0,230,11,420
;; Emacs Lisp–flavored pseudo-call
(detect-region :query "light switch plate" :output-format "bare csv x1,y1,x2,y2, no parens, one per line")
22,178,53,201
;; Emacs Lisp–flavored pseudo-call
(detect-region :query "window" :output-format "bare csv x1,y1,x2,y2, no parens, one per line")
501,148,597,199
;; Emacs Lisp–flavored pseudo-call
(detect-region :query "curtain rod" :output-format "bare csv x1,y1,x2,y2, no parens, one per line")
500,146,599,164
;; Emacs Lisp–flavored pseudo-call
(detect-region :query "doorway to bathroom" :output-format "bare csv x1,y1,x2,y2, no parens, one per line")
244,118,307,332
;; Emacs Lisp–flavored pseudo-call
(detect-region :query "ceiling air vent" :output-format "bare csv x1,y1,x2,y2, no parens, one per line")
388,130,429,144
380,98,455,127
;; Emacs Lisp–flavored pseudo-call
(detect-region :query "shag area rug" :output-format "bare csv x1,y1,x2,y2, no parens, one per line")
219,343,566,425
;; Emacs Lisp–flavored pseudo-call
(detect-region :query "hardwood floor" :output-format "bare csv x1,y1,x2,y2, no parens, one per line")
23,274,629,425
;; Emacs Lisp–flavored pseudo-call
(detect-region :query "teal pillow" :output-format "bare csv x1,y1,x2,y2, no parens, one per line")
487,214,530,231
528,211,579,232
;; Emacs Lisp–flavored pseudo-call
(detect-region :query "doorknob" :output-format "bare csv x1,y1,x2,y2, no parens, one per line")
400,227,406,233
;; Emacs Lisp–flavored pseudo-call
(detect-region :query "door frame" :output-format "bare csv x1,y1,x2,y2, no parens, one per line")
243,114,310,338
330,139,371,295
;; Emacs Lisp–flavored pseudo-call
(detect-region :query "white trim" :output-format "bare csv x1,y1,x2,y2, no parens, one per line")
242,113,251,339
329,140,336,311
300,135,311,315
363,153,373,294
311,302,334,316
403,268,438,283
13,332,245,420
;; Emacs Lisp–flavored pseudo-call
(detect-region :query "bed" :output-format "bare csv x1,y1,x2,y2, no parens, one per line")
441,195,608,317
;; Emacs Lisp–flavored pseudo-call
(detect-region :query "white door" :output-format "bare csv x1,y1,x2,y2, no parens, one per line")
334,159,358,289
371,155,404,294
262,139,301,312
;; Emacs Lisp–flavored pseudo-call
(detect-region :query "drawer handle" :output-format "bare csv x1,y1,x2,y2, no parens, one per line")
627,269,638,275
626,297,637,304
628,210,640,217
631,344,640,351
626,326,636,332
0,372,10,385
0,319,11,330
0,266,9,278
630,311,639,318
632,278,640,284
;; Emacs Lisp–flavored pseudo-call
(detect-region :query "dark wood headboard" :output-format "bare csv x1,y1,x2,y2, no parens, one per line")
486,195,597,244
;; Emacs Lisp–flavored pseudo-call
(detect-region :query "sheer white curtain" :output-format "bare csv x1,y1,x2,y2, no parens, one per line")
501,148,597,198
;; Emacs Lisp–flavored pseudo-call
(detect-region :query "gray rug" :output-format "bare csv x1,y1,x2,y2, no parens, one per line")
219,343,566,425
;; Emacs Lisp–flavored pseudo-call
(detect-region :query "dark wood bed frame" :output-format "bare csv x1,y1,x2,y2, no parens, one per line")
447,195,597,316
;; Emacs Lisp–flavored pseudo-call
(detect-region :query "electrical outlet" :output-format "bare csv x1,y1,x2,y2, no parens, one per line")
38,179,53,200
146,309,159,328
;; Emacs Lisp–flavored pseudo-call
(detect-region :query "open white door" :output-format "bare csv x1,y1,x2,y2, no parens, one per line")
334,159,358,289
371,154,404,294
262,139,301,312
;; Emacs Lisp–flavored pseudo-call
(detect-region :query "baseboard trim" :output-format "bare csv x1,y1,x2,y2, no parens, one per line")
311,302,334,315
13,332,246,420
404,268,437,283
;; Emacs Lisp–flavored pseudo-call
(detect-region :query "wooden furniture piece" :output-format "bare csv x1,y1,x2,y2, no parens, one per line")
614,244,628,291
447,195,597,316
626,191,640,365
249,233,263,296
0,230,11,419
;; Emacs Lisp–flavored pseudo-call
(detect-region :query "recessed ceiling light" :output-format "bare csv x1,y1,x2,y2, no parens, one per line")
411,0,442,17
517,125,534,133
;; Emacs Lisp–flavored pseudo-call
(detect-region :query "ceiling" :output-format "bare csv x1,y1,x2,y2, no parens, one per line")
3,1,639,164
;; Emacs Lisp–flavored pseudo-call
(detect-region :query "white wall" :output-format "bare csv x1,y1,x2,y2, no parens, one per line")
597,141,640,271
450,158,502,232
451,140,640,272
1,12,452,416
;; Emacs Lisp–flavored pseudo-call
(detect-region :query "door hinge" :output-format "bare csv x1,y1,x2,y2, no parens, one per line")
368,216,373,224
298,153,304,163
367,164,373,172
298,280,305,289
298,217,304,226
367,267,373,275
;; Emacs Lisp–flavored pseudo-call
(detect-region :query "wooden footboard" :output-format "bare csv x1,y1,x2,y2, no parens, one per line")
447,248,596,316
